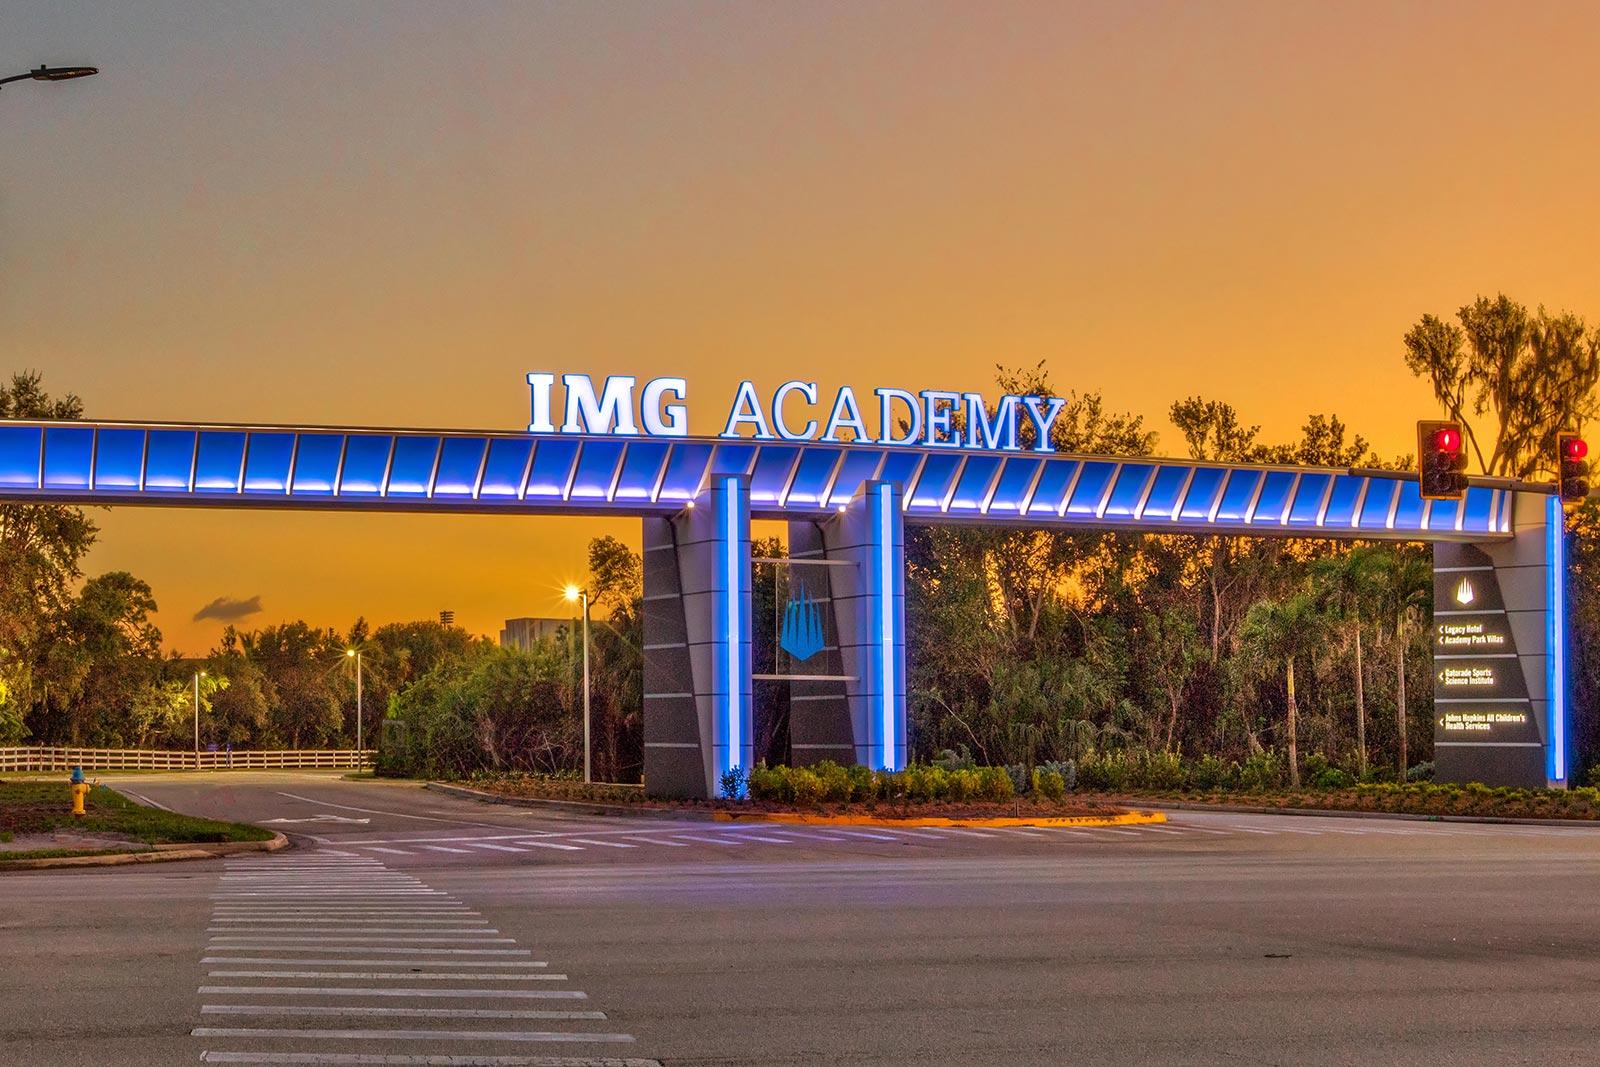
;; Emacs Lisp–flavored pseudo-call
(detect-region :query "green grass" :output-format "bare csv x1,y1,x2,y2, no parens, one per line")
0,781,273,846
0,847,150,863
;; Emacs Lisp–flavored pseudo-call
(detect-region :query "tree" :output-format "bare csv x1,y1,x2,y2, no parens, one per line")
1238,592,1326,787
1311,546,1384,776
1372,548,1432,777
1403,294,1600,478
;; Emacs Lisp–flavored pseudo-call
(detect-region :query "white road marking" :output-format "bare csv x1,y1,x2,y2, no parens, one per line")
515,840,584,851
669,834,741,846
195,1054,648,1066
199,1005,604,1020
207,971,568,981
202,946,532,955
203,958,549,967
420,845,476,853
468,843,530,852
209,935,515,943
360,847,412,855
208,928,496,935
619,836,689,847
565,839,637,849
192,1027,633,1043
197,985,587,999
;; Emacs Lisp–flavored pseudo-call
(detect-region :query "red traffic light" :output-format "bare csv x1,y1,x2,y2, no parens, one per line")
1563,436,1587,461
1432,427,1460,453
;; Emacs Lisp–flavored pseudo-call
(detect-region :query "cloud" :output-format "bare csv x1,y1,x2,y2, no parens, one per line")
193,595,264,623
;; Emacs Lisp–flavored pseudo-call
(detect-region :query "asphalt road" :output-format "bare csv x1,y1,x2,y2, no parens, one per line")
4,771,1600,1066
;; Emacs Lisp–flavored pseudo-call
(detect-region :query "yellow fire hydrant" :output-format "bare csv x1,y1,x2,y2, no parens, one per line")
69,766,89,818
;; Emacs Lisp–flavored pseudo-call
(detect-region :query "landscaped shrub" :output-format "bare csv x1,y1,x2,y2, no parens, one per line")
1186,754,1235,790
1040,759,1077,792
789,767,824,805
1237,751,1284,792
812,760,854,803
1077,751,1130,791
978,765,1015,802
847,763,875,801
1033,765,1066,800
1003,764,1030,796
1134,750,1184,790
1406,761,1436,783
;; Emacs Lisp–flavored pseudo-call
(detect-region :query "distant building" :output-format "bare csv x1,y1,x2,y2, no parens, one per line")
500,616,570,651
439,610,455,626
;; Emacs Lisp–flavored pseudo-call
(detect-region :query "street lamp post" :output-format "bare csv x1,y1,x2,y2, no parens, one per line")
564,585,591,783
0,65,99,93
192,670,206,767
346,649,364,763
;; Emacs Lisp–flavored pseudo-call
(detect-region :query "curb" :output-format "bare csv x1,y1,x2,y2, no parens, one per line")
711,810,1166,829
427,782,1160,829
1119,798,1600,829
0,831,288,872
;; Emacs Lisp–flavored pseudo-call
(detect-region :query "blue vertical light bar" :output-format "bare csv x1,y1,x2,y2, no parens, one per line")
713,474,751,794
877,482,900,771
1547,495,1567,784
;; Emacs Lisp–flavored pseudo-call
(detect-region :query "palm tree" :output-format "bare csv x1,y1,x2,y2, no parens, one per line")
1311,547,1382,777
1239,591,1326,788
1373,548,1432,778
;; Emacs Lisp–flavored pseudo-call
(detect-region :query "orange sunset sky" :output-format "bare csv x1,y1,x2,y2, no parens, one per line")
5,1,1600,653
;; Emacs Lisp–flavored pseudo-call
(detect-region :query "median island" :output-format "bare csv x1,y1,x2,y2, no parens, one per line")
0,779,276,867
445,760,1160,827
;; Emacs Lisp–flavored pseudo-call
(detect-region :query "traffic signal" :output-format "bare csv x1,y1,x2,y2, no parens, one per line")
1557,431,1589,503
1417,420,1468,500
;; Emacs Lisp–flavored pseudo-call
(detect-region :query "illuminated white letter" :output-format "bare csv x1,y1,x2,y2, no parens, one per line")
965,394,1019,452
1022,395,1067,453
822,386,867,442
562,374,639,435
876,388,922,446
772,381,818,441
642,377,689,436
720,380,775,439
526,372,556,433
920,390,962,447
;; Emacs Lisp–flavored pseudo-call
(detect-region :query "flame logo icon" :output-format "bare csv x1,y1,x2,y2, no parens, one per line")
1455,577,1475,606
780,586,827,663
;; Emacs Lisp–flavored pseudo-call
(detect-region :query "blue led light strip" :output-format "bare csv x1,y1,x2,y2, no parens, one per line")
1547,495,1567,783
877,483,897,771
723,475,743,786
0,421,1517,541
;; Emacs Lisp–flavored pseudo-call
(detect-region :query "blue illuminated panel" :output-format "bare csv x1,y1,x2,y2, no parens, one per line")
947,455,1002,514
1460,487,1496,534
525,438,580,500
477,438,533,499
1140,466,1191,521
1065,461,1117,517
613,441,670,502
1178,467,1227,521
1026,459,1079,515
1427,497,1460,532
906,453,962,512
338,435,393,497
94,429,145,490
194,432,247,493
1358,479,1399,530
784,448,842,508
433,438,488,498
1391,480,1425,531
874,451,923,500
1320,475,1363,528
289,434,342,496
243,433,295,493
1548,495,1568,783
826,449,885,507
656,442,712,503
42,427,93,489
1287,473,1332,527
984,456,1042,516
748,445,800,505
1214,470,1262,523
0,425,41,489
1101,464,1152,519
1249,471,1297,526
569,439,625,501
387,436,441,497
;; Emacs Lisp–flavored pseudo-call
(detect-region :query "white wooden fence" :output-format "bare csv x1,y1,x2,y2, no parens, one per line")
0,747,373,772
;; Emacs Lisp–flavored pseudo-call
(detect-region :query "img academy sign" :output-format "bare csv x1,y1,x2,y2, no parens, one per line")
526,372,1071,453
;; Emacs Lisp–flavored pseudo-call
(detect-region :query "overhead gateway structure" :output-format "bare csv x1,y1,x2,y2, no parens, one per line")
0,374,1569,796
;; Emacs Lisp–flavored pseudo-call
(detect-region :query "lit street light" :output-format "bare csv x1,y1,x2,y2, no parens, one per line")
564,584,591,783
346,648,365,763
0,65,99,93
192,670,207,763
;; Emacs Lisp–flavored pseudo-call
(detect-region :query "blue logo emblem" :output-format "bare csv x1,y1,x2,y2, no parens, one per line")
780,586,826,663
